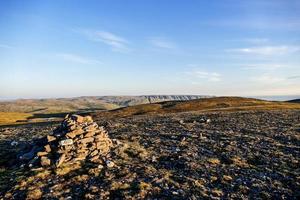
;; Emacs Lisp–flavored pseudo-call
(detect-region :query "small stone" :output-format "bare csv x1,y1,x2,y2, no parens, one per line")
85,131,95,138
66,129,84,138
10,141,18,146
106,160,115,168
223,175,233,181
47,135,56,142
71,114,84,123
74,153,87,161
151,156,157,162
88,168,102,176
27,188,43,199
56,154,66,167
211,189,223,197
84,116,93,123
40,156,51,166
90,155,100,162
208,158,220,165
80,137,94,144
98,164,104,169
77,148,88,153
37,151,48,157
86,125,97,131
44,145,51,152
67,124,77,131
90,150,99,157
112,139,122,145
59,139,73,146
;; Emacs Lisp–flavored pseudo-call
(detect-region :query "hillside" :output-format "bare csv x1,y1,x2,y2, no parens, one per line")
97,95,210,107
287,99,300,103
0,95,208,125
1,109,300,199
0,95,209,113
93,96,300,119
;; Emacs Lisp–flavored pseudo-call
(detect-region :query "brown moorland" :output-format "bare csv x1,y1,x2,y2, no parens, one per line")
1,96,300,199
93,96,300,119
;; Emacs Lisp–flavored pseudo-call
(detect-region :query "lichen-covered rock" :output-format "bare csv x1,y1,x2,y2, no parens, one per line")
40,156,51,166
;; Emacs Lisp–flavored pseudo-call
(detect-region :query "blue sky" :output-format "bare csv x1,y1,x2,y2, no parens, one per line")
0,0,299,99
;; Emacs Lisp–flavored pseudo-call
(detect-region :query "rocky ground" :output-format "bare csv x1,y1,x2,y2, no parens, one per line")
0,110,300,199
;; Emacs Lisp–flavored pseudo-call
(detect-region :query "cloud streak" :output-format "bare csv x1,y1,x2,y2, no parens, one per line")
76,29,130,52
227,45,300,56
242,38,269,44
250,74,300,85
251,74,285,84
149,37,177,49
185,70,221,82
57,53,101,64
242,63,286,70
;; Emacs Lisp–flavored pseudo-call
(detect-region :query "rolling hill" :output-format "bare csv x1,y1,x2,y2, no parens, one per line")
93,96,300,119
0,95,209,125
0,95,209,113
287,99,300,103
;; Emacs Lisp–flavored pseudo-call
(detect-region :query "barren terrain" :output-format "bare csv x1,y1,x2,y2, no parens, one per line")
0,98,299,199
0,95,208,125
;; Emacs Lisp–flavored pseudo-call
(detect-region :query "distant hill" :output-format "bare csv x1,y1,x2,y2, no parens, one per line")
1,96,300,126
0,95,209,114
97,95,210,107
93,96,300,119
287,99,300,103
0,95,210,125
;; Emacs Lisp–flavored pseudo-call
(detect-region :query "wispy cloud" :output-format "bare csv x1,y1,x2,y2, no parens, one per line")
250,74,300,85
228,38,269,45
227,45,300,56
76,29,130,52
242,63,286,70
185,70,221,82
57,53,101,64
242,38,269,44
148,37,177,49
251,74,285,84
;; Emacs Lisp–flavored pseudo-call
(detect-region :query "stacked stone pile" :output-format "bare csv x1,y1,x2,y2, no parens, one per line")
26,114,113,168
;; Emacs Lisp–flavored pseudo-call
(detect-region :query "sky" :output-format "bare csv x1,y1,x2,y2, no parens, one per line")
0,0,299,99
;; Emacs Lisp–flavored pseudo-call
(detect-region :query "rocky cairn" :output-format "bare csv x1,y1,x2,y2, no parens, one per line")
23,114,113,168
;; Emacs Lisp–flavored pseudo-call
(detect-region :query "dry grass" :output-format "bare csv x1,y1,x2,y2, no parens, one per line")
207,158,221,165
0,98,119,113
0,112,33,125
93,97,300,119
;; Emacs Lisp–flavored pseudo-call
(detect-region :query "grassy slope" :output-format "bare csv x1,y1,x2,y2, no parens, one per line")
2,96,300,125
0,98,119,113
93,97,300,119
287,99,300,103
0,96,205,125
0,98,119,125
0,112,33,125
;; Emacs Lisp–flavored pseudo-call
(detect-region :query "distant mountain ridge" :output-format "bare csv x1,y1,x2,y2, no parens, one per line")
97,95,210,106
0,95,210,113
93,97,300,119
